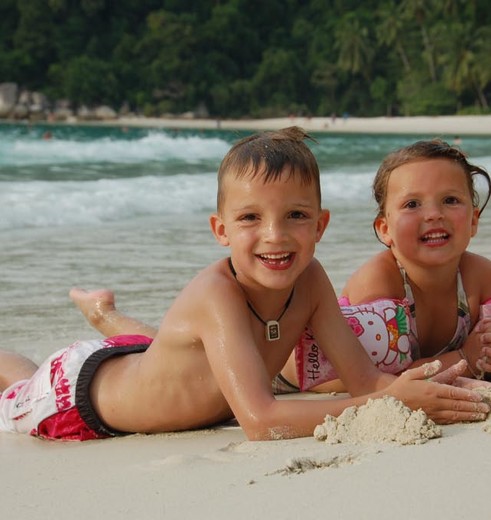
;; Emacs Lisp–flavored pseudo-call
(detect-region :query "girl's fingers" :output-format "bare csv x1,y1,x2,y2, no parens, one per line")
399,361,490,424
417,360,467,385
401,360,443,381
452,376,491,390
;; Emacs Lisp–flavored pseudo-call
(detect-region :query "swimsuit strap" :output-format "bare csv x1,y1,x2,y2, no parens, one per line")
397,261,471,358
397,262,419,358
447,271,472,353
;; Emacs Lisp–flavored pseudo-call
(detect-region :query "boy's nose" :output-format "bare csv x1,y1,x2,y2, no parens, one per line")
263,220,287,241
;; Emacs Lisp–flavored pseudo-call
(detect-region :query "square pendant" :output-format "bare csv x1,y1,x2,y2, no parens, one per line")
266,320,280,341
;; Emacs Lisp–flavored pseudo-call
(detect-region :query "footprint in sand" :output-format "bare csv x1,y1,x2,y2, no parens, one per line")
266,453,363,476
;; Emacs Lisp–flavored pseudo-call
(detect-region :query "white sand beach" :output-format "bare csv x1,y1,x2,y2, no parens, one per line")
2,391,491,520
111,113,491,136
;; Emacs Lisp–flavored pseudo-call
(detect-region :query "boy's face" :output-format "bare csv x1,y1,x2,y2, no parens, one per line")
210,167,330,290
375,158,479,267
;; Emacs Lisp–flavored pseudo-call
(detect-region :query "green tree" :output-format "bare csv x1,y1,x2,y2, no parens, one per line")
334,12,374,79
375,1,411,72
48,55,118,106
400,0,438,82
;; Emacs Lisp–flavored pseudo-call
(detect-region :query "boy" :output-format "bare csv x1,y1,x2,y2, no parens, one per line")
0,127,488,441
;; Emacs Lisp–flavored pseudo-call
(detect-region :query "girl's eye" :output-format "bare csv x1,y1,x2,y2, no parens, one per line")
444,196,460,205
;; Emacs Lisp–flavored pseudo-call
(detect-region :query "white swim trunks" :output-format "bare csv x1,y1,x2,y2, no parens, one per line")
0,335,152,440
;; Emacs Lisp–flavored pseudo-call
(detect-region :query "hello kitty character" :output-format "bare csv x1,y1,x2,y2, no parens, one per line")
342,301,411,368
295,299,413,392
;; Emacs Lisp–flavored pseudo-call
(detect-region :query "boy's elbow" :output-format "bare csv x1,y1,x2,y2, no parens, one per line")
240,408,299,441
242,422,294,441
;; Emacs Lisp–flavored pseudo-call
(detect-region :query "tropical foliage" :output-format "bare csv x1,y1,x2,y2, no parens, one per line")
1,0,490,117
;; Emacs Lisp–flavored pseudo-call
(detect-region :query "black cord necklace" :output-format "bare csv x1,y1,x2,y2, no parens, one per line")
228,258,294,341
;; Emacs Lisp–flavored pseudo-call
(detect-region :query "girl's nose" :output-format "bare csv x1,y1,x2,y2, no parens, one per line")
423,202,443,221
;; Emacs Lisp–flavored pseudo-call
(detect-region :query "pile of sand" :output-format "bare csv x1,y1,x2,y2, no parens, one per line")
314,395,442,445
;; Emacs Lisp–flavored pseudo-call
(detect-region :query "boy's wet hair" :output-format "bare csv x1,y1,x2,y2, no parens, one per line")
373,139,491,225
217,126,321,212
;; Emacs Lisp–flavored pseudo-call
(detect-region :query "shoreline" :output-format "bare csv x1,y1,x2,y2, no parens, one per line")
77,114,491,136
3,114,491,136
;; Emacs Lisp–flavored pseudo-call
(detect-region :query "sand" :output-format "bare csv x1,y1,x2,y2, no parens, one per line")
2,390,491,519
105,114,491,136
3,114,491,519
314,396,442,445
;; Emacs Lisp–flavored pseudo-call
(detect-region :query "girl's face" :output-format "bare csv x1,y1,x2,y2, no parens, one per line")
210,168,330,291
375,158,479,268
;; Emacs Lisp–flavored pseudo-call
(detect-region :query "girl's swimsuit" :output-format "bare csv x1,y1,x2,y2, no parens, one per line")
278,264,481,394
400,264,471,359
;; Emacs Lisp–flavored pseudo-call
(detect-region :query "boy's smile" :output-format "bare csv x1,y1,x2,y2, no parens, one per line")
257,252,295,270
210,167,329,294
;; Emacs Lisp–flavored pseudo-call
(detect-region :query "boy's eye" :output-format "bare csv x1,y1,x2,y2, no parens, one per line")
403,200,419,209
289,210,307,219
240,213,257,222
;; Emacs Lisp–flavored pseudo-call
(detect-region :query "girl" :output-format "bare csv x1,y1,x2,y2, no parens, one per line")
283,139,491,393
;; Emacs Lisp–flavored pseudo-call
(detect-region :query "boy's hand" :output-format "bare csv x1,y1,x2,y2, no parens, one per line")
387,361,490,424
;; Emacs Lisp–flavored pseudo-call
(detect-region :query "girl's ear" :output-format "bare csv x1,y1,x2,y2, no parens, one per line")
470,207,479,237
374,216,393,246
315,209,330,242
209,213,230,246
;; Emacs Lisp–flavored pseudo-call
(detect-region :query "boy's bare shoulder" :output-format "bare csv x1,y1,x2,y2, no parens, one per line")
185,258,235,293
298,258,331,288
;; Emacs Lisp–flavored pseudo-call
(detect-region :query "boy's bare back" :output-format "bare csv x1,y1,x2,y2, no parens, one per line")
89,257,307,431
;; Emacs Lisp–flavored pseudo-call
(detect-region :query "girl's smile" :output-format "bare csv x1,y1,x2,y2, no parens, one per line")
376,158,479,267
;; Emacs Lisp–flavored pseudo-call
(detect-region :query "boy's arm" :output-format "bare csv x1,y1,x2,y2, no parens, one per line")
200,276,388,439
202,268,488,440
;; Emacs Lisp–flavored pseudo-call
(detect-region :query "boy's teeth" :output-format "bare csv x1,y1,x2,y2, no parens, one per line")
261,253,289,259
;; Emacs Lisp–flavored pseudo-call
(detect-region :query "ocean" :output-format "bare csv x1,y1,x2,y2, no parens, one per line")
1,122,491,362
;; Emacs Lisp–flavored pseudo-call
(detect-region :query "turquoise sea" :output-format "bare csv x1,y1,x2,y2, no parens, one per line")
1,122,491,361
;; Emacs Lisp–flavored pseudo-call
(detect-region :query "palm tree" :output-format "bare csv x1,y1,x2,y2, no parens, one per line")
334,13,374,80
400,0,438,82
439,21,490,110
375,1,411,73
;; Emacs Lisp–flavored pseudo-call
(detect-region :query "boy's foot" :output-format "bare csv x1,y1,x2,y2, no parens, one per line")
69,287,116,328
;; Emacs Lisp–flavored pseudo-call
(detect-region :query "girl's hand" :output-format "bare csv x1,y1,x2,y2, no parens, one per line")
474,319,491,374
386,361,489,424
451,376,491,391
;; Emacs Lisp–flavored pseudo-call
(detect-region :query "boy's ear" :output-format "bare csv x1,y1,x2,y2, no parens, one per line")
209,213,230,246
374,216,392,246
315,209,330,242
